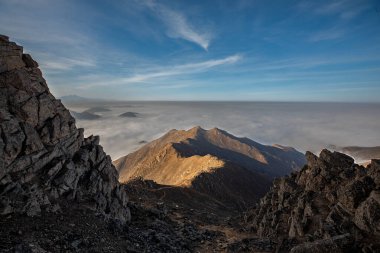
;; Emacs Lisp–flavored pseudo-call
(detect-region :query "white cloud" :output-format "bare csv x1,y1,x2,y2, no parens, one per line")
142,0,212,50
77,54,242,88
66,102,380,160
312,0,369,20
41,58,96,71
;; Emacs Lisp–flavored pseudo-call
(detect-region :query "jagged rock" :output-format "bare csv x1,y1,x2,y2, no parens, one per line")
251,149,380,251
354,190,380,235
290,234,354,253
369,159,380,185
0,35,130,223
0,35,25,73
22,54,38,68
337,176,375,211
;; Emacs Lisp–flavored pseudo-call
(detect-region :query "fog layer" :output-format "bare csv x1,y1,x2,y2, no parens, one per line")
65,101,380,160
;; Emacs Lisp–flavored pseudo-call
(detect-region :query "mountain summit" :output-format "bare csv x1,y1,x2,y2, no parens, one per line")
114,126,306,207
115,126,306,183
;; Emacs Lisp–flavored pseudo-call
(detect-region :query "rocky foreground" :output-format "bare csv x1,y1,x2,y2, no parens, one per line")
1,36,380,253
250,150,380,252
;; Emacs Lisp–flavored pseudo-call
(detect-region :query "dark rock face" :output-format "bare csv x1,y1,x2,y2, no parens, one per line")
0,35,130,223
251,149,380,251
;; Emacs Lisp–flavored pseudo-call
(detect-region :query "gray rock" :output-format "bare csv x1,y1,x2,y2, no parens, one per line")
354,190,380,235
0,35,130,224
290,234,353,253
22,54,38,68
251,149,380,251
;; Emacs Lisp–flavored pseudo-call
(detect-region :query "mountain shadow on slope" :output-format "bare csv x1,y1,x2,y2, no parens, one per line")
115,126,306,210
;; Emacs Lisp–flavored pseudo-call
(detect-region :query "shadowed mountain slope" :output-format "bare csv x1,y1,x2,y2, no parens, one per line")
115,126,306,182
115,126,306,208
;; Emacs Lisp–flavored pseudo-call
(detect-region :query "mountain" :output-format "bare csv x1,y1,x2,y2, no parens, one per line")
71,110,102,120
114,126,306,208
247,149,380,252
0,35,130,223
119,111,140,118
84,107,111,113
59,95,100,104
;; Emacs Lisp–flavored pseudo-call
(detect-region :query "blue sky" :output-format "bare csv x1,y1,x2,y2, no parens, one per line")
1,0,380,102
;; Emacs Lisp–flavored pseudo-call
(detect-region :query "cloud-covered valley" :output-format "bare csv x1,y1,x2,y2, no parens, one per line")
65,101,380,161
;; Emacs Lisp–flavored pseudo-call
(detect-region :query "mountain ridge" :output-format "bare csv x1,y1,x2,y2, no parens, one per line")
115,126,306,182
115,126,306,209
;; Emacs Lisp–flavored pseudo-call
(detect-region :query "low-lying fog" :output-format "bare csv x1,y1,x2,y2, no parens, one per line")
64,101,380,161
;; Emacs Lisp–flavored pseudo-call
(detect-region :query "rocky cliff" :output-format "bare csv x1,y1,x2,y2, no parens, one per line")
251,149,380,252
0,35,130,223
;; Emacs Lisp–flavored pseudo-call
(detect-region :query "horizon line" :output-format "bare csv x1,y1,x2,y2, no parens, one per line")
59,97,380,104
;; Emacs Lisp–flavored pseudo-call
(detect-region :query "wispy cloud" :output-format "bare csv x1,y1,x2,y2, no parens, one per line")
141,0,212,50
306,0,370,20
296,1,370,43
0,0,99,71
309,26,346,42
40,56,96,71
77,54,242,89
315,0,347,15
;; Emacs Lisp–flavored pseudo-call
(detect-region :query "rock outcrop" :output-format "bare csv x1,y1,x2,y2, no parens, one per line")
0,35,130,223
251,149,380,251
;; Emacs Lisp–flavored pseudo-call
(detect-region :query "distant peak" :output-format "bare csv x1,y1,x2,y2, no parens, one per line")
187,126,206,136
209,127,226,134
189,126,205,131
188,126,226,135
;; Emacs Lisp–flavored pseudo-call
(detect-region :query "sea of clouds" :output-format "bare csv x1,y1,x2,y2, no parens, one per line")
65,101,380,161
